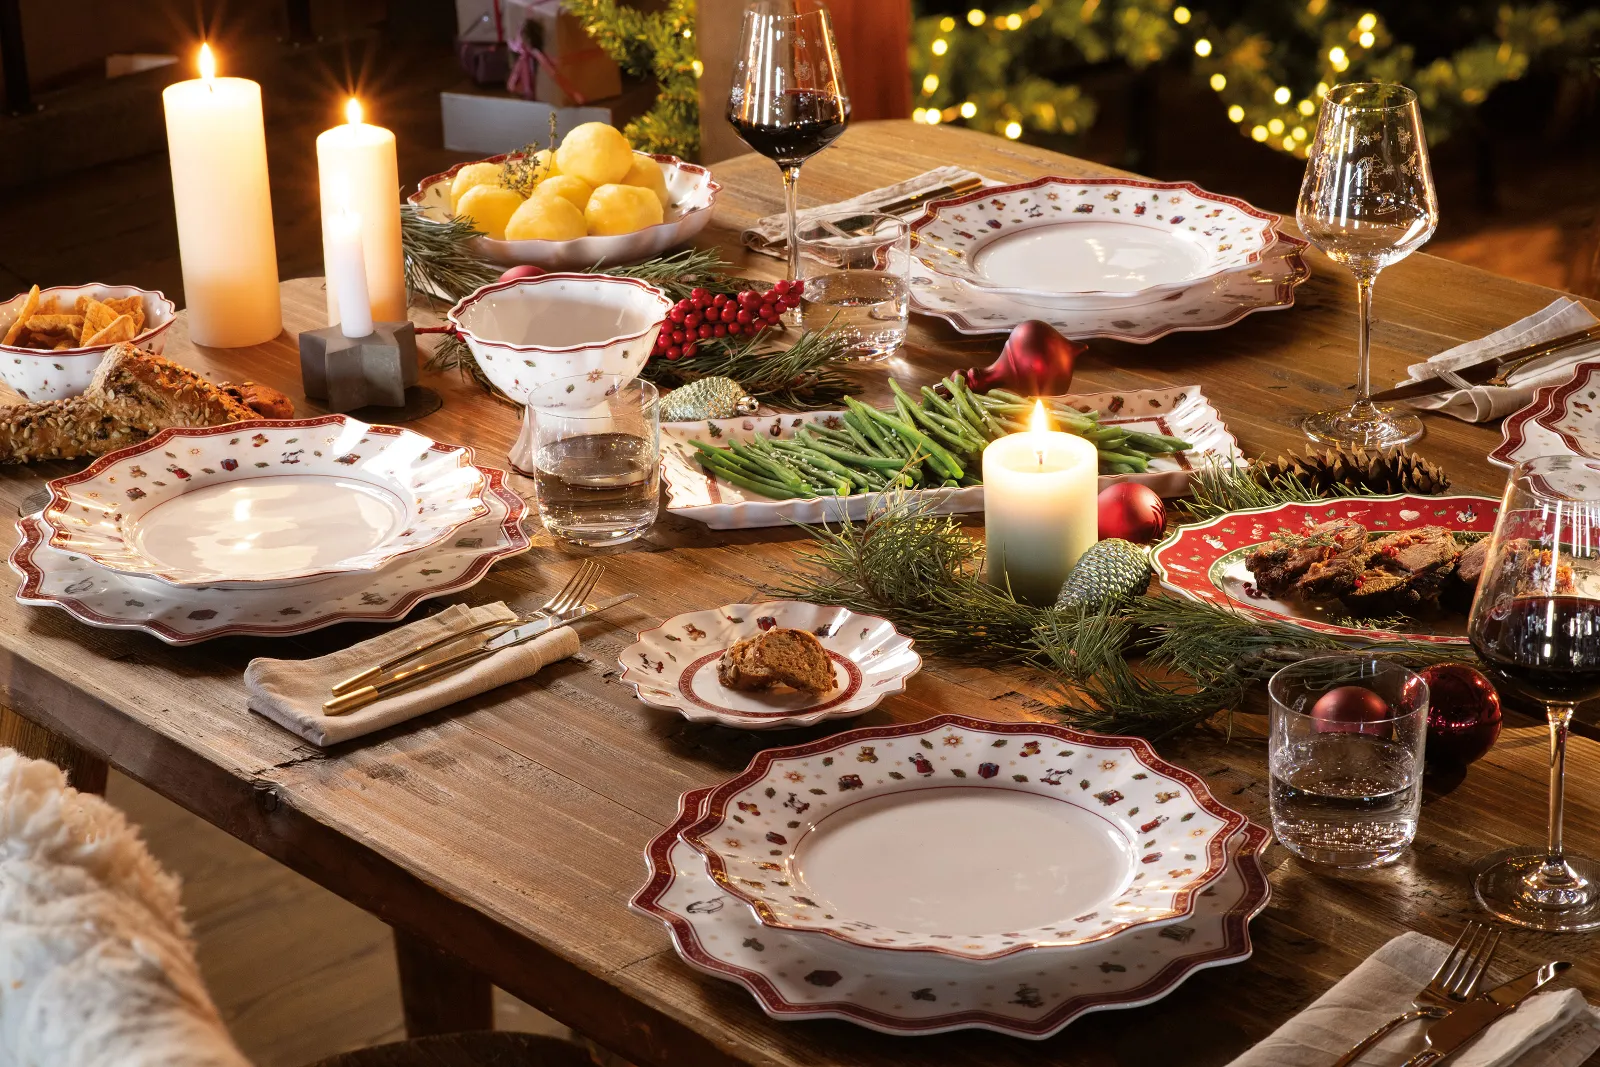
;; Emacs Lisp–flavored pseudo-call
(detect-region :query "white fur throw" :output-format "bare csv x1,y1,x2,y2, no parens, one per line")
0,747,250,1067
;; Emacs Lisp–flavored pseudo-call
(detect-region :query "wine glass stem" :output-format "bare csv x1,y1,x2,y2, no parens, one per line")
1544,701,1576,870
1349,272,1378,420
781,164,803,283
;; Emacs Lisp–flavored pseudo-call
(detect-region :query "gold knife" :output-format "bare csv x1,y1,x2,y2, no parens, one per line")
323,593,636,715
1400,960,1571,1066
1369,325,1600,404
785,176,985,245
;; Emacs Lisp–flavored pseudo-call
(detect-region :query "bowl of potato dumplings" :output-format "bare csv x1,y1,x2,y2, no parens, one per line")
409,122,720,271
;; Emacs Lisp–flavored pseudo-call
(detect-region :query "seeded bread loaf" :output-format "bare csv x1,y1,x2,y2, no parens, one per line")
0,343,293,464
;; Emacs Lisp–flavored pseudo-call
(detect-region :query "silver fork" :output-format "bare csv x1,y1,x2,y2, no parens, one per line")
329,560,604,696
1330,923,1501,1067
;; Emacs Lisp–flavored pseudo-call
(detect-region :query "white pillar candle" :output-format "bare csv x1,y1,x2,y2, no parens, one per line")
983,400,1099,605
316,98,406,328
162,44,282,348
326,209,374,339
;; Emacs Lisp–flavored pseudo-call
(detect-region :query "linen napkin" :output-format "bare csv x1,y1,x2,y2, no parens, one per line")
1228,932,1600,1067
742,165,987,258
1397,298,1600,423
245,603,580,746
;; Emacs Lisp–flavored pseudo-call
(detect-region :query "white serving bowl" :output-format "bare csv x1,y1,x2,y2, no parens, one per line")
409,151,721,270
446,273,672,408
0,283,177,401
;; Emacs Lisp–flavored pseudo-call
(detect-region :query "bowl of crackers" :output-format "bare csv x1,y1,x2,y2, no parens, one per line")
0,283,176,401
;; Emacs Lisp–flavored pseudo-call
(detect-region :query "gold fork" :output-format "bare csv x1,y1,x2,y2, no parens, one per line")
328,560,604,697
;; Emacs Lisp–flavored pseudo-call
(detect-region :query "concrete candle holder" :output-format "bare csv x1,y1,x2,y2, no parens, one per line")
299,321,418,412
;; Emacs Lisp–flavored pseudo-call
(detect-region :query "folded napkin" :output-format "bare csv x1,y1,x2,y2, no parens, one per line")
742,165,987,258
245,603,580,746
1228,932,1600,1067
1398,298,1600,423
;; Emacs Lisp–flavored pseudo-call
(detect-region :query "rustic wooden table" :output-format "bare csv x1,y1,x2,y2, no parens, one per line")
4,121,1600,1067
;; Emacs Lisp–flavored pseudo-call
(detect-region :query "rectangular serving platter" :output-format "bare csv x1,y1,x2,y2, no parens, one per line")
661,385,1237,530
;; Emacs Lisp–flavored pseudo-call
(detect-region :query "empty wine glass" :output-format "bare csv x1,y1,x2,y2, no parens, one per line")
727,0,851,286
1296,83,1438,449
1468,455,1600,930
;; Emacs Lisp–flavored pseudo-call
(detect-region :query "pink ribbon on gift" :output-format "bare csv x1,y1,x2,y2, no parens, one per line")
506,0,598,103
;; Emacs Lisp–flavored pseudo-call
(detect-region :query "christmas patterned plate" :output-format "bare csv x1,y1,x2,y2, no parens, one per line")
39,416,491,589
632,787,1271,1038
903,233,1310,341
1490,361,1600,469
679,715,1247,961
908,177,1279,303
11,469,529,645
660,386,1239,530
617,601,920,730
1152,493,1501,645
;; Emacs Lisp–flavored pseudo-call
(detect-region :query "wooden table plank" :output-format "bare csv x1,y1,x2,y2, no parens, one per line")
2,121,1598,1066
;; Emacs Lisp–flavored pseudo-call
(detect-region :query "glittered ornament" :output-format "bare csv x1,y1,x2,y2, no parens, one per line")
659,376,758,421
498,264,546,283
1097,482,1165,543
1310,685,1392,736
962,320,1086,395
1420,662,1502,767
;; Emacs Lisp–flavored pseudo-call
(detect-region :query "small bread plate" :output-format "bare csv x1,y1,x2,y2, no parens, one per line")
633,787,1270,1038
618,601,919,730
11,468,529,645
409,152,720,270
661,386,1238,530
1152,493,1501,645
678,715,1247,959
39,415,492,589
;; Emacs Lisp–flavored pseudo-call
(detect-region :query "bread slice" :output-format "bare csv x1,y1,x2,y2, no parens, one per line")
715,627,835,694
717,635,776,691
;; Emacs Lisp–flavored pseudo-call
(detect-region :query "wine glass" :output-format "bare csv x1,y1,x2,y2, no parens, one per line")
1296,83,1438,449
1468,455,1600,931
727,0,851,287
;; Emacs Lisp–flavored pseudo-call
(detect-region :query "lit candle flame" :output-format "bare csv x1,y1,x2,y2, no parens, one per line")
1029,399,1050,467
345,97,363,125
198,43,216,82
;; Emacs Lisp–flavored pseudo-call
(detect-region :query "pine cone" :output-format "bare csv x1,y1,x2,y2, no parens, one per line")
1252,445,1452,496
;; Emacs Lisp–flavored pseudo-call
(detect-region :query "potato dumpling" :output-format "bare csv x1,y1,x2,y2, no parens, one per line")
455,183,526,240
505,194,587,241
532,148,558,176
450,161,504,212
620,153,670,210
585,183,665,236
555,122,633,188
532,174,594,213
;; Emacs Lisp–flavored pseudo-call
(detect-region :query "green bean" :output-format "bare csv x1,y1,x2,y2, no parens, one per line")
851,398,964,480
695,456,805,498
1096,450,1150,471
792,430,906,470
729,440,807,489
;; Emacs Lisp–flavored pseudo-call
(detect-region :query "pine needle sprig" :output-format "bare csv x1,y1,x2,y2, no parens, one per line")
596,248,743,302
401,204,502,304
1177,455,1368,522
643,329,860,409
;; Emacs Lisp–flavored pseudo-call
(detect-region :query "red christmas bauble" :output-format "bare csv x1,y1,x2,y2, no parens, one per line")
1310,685,1393,736
1420,663,1502,767
498,264,546,283
1098,482,1165,543
964,320,1086,395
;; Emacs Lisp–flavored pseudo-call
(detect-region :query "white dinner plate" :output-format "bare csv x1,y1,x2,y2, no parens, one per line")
632,787,1272,1038
40,415,492,589
679,714,1247,960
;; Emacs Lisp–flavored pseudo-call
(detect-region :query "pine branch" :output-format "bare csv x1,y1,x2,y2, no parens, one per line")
1175,454,1367,522
642,329,861,410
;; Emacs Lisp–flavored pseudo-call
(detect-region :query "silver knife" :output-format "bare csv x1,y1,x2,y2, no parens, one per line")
1369,325,1600,404
1402,960,1572,1067
323,593,637,715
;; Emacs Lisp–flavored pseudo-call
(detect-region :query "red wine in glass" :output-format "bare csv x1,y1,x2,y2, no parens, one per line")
1471,595,1600,706
727,89,849,167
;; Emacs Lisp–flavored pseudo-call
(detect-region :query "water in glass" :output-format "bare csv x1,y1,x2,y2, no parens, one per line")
799,270,909,358
533,432,658,545
1269,732,1421,867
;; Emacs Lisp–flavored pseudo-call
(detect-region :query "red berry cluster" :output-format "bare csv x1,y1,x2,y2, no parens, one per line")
651,280,804,361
